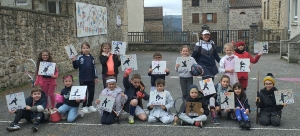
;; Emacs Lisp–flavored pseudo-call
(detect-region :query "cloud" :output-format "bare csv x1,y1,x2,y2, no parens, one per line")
144,0,182,15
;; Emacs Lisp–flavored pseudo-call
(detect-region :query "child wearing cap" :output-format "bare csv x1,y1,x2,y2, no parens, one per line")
256,73,287,126
233,40,262,91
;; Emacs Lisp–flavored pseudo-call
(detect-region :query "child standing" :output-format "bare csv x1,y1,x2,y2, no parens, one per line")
6,86,47,132
54,75,84,123
95,76,127,125
233,83,251,129
72,42,98,114
234,40,262,90
256,73,286,126
175,45,197,98
99,43,121,89
219,43,239,86
179,85,208,127
123,68,149,124
34,49,58,108
147,79,177,124
208,75,232,125
148,52,170,91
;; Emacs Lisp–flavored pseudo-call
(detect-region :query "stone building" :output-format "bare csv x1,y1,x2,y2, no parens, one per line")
144,7,163,32
288,0,300,39
127,0,144,32
0,0,128,89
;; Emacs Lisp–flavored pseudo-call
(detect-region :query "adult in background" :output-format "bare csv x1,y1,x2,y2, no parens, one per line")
192,30,221,81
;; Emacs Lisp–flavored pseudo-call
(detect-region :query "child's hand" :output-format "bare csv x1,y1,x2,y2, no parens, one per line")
121,93,125,97
124,68,132,77
148,68,153,73
245,109,249,114
8,110,16,114
175,64,180,69
51,74,57,78
215,106,220,112
95,99,100,104
136,91,144,98
255,97,260,103
258,52,263,56
149,105,154,109
225,108,231,112
94,78,99,84
226,69,234,73
165,69,170,73
71,56,76,61
76,99,80,103
25,106,31,110
199,108,204,115
161,105,166,110
282,103,287,106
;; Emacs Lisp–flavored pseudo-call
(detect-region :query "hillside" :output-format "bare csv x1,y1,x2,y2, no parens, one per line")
163,15,182,32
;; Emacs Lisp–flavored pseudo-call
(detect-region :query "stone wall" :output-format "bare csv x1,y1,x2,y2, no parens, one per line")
288,42,300,63
144,20,163,32
0,0,128,89
229,8,262,30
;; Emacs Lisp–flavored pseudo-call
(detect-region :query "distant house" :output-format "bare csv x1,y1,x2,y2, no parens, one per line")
288,0,300,39
144,7,163,32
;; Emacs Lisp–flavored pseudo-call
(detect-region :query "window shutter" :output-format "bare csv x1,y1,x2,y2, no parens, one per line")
213,13,217,23
202,13,207,23
238,30,243,39
192,13,199,23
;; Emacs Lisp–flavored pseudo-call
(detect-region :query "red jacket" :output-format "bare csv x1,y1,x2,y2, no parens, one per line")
234,51,260,79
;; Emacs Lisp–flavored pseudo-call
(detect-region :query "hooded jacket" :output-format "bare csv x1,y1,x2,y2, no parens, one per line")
26,91,47,109
184,85,209,116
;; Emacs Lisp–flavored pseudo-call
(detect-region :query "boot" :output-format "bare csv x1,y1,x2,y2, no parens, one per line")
244,120,251,129
238,121,245,128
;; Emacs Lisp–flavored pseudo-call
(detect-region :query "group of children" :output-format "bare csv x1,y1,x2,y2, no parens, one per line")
6,39,287,132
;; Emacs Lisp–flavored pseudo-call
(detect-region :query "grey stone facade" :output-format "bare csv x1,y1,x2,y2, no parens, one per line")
229,8,261,30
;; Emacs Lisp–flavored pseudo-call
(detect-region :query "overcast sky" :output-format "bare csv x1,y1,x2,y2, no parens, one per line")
144,0,182,15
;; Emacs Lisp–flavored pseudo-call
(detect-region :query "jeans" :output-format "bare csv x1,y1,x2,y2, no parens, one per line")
58,104,79,123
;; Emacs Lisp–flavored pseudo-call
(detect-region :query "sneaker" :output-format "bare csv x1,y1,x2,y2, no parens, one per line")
61,114,67,120
31,124,38,132
128,115,134,124
82,107,90,114
6,124,20,132
239,121,245,128
194,121,203,128
212,118,220,125
88,106,97,112
78,110,84,118
244,121,251,129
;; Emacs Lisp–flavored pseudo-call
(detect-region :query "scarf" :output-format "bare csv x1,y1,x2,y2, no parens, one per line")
234,49,245,54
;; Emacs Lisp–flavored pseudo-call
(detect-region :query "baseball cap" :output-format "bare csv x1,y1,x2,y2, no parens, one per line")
201,30,210,35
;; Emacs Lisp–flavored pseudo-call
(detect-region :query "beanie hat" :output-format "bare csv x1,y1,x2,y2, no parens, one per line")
189,84,204,98
236,41,245,47
263,73,275,85
189,84,199,92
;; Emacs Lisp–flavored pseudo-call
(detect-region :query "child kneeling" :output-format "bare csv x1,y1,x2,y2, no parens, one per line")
147,79,177,124
7,86,47,132
179,85,208,127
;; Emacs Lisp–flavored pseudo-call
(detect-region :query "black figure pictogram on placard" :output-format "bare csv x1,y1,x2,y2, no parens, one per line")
102,98,110,107
156,94,163,101
279,92,288,103
181,60,187,67
115,44,120,54
263,44,268,52
240,61,245,70
189,103,196,113
203,82,209,90
72,89,80,96
221,96,229,105
41,65,50,74
9,97,18,105
123,58,130,66
152,64,160,71
70,47,74,55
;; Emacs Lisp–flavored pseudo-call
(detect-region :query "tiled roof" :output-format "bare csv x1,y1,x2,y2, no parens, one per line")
229,0,261,8
144,7,163,20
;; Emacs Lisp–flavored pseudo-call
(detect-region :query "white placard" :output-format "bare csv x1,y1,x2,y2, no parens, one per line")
69,86,87,100
120,54,138,71
38,62,56,76
6,92,26,111
235,58,250,72
152,61,166,74
275,89,294,105
149,90,166,105
64,44,78,58
254,41,268,53
99,95,116,112
199,78,216,96
111,41,126,55
176,57,192,72
220,91,235,109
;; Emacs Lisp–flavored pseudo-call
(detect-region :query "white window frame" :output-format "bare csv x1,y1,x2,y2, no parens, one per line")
16,0,28,6
207,13,213,22
47,0,61,14
294,0,298,22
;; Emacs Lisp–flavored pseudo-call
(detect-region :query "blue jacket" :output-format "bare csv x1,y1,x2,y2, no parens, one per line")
25,91,47,109
192,40,220,66
72,54,98,81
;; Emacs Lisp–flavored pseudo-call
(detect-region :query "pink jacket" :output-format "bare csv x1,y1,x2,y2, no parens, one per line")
34,67,59,86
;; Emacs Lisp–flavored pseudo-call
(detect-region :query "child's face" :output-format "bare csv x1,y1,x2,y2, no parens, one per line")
107,82,116,90
190,89,198,99
225,47,233,56
64,78,73,87
264,80,274,91
31,92,41,101
82,44,90,55
42,52,49,61
181,48,189,57
156,84,164,92
131,78,141,88
153,55,162,61
221,78,230,88
234,87,242,96
238,45,245,50
102,45,111,54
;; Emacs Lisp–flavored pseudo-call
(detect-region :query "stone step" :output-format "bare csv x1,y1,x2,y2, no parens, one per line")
282,56,288,60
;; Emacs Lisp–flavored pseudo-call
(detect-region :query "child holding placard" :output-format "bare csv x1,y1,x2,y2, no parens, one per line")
147,79,177,124
34,49,59,108
95,76,128,125
53,75,84,123
233,83,251,129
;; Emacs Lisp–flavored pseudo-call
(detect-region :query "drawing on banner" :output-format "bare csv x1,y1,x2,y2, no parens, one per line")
199,78,216,96
220,91,234,109
152,61,166,74
254,41,268,53
76,2,107,37
6,92,26,111
38,62,56,76
275,89,294,105
176,57,192,72
186,102,202,116
149,90,166,105
235,58,250,72
120,54,138,71
64,44,78,58
99,95,115,112
69,86,87,100
111,41,126,55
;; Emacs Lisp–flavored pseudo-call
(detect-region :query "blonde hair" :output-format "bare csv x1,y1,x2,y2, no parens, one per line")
180,45,190,52
100,43,111,55
223,43,234,52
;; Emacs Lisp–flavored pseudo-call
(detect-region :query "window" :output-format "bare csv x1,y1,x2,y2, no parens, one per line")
207,0,212,3
192,13,199,23
278,1,281,26
264,2,266,19
267,0,270,19
294,0,298,22
47,0,61,14
192,0,199,6
16,0,27,5
240,12,246,14
202,13,217,23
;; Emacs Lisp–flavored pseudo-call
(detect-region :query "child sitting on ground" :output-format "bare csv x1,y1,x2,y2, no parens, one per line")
233,83,251,129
